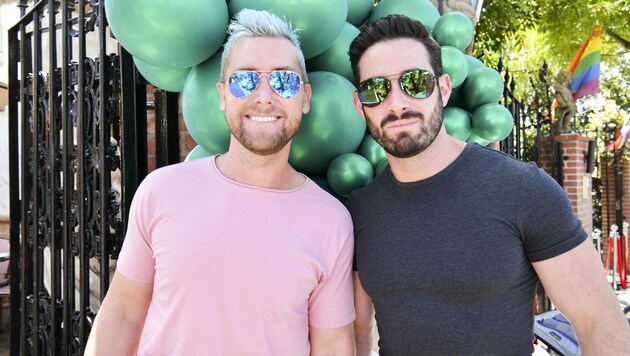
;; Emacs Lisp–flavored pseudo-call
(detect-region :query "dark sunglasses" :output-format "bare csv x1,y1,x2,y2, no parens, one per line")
357,69,438,107
226,70,305,99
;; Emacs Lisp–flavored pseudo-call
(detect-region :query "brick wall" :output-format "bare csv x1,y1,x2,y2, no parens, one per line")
540,134,630,274
599,152,630,260
180,110,197,161
146,86,196,173
539,134,594,237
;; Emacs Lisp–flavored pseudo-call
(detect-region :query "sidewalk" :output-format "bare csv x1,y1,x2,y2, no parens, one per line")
607,272,629,309
616,287,630,309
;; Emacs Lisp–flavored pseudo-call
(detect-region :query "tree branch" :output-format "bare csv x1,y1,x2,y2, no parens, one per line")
604,29,630,50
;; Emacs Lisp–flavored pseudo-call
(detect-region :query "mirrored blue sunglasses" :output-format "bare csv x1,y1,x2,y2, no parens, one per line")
227,70,305,99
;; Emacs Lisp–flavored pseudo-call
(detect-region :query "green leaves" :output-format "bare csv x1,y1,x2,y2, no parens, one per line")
476,0,630,66
473,0,630,135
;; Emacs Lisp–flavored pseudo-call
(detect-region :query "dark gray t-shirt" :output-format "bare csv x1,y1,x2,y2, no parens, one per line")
346,143,586,355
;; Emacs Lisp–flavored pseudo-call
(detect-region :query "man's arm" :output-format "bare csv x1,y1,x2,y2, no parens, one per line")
533,238,630,354
85,271,153,355
309,322,355,355
354,272,376,356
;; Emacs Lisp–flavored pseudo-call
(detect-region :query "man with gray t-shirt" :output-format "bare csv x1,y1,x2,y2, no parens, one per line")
346,14,630,355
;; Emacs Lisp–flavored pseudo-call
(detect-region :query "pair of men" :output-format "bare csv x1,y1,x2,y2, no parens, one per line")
86,9,630,355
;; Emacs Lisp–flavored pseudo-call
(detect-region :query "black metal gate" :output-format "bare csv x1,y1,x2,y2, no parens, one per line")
496,58,548,165
497,59,526,160
7,1,179,354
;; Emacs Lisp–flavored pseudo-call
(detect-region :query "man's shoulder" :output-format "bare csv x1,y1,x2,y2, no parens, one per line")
345,172,388,214
146,157,211,181
302,178,353,217
134,158,214,199
468,144,564,201
469,143,539,177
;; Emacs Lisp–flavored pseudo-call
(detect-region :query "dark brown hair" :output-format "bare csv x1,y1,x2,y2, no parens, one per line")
349,14,443,82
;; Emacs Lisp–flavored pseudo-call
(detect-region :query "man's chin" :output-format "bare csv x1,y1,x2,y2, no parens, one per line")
386,148,422,159
382,141,421,159
245,139,290,156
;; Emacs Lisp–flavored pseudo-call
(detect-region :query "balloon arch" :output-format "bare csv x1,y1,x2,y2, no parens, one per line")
106,0,514,198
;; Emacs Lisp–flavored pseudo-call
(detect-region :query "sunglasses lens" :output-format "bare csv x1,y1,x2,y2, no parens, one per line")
358,77,391,107
268,71,302,99
229,71,261,99
228,70,302,99
400,69,435,99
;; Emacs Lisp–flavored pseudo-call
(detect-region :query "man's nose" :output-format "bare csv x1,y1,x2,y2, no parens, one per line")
255,75,275,104
386,80,410,113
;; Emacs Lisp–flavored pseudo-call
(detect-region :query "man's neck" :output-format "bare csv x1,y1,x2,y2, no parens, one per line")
216,143,304,190
388,130,466,183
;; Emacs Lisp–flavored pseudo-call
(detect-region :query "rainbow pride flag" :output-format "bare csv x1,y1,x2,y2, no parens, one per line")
568,27,602,100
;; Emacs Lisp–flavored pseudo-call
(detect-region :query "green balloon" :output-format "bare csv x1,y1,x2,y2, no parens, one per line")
444,107,471,142
327,153,374,198
465,55,485,72
462,67,504,111
186,145,224,161
471,103,514,142
182,51,231,155
431,12,474,52
134,57,191,93
441,46,469,88
466,131,492,146
357,133,386,169
375,158,389,176
347,0,375,27
446,86,466,109
229,0,347,59
370,0,440,32
306,22,360,84
105,0,228,68
289,71,366,176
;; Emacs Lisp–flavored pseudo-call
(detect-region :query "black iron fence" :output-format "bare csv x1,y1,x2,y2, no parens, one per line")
496,60,562,313
497,59,554,166
7,1,178,355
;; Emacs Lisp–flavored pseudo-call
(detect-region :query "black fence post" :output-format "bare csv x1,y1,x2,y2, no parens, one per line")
153,90,180,167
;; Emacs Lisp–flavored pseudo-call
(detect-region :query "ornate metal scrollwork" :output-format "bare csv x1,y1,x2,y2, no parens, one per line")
10,1,136,354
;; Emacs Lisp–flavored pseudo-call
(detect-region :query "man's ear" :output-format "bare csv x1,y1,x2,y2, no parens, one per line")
438,74,452,108
217,82,226,111
302,83,312,114
352,91,366,121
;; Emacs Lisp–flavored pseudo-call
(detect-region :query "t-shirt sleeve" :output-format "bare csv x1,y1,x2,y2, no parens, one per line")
308,232,356,329
518,163,587,262
116,178,156,284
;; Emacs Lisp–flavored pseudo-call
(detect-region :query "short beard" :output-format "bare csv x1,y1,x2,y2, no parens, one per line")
227,116,300,156
366,99,444,158
239,132,291,155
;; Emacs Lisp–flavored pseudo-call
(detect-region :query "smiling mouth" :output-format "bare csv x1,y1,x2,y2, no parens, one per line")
248,115,280,123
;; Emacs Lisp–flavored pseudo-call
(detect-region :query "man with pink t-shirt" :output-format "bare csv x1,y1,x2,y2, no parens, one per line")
85,9,355,355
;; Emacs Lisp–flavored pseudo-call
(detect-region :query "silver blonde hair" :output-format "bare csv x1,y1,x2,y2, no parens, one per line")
220,9,308,82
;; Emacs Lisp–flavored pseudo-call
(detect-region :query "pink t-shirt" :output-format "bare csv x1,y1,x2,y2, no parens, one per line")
117,156,355,355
